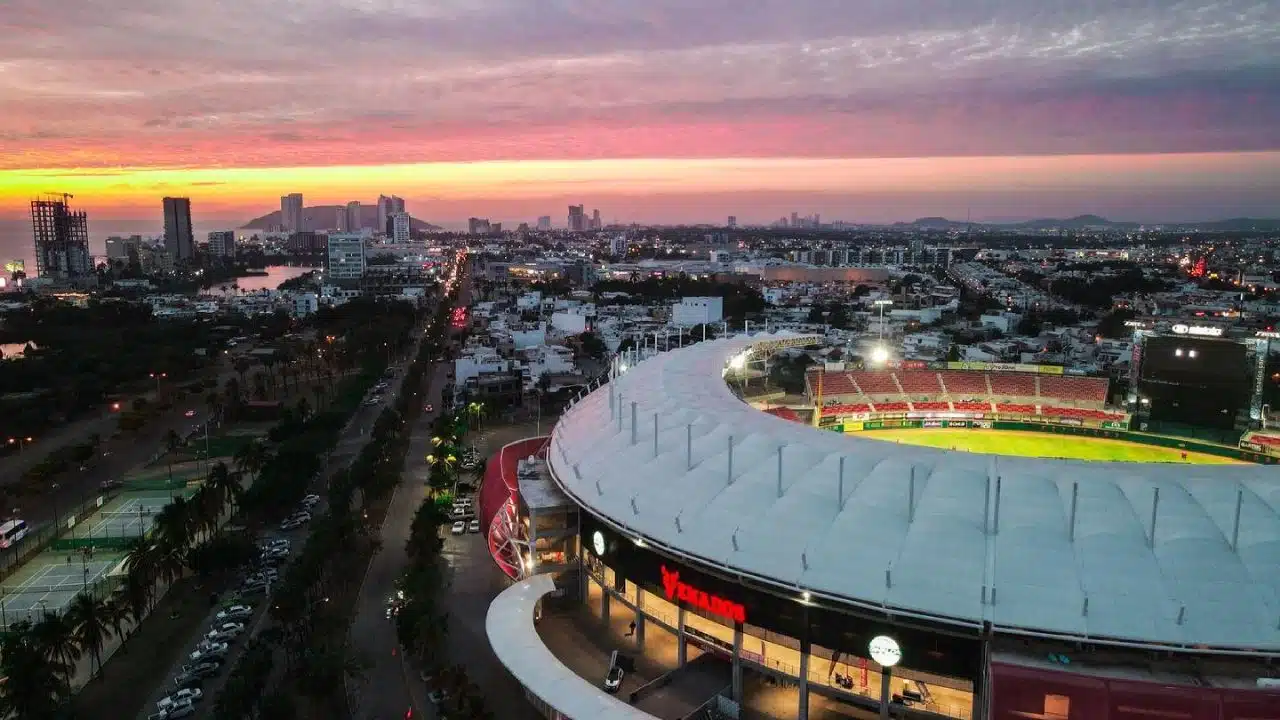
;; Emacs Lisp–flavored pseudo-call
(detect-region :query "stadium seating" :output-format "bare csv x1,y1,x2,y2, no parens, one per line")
898,372,944,395
807,369,1116,421
995,403,1037,415
820,402,872,416
1039,375,1108,403
849,371,898,394
872,401,910,413
939,371,988,395
912,401,951,411
989,372,1038,397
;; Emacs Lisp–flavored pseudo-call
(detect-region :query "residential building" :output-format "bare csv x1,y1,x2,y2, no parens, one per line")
537,216,552,231
280,193,303,232
345,201,362,231
609,235,627,258
671,296,724,327
727,216,737,228
30,196,92,280
568,205,586,232
377,195,392,235
293,292,319,316
591,209,602,230
105,235,143,263
469,217,492,235
162,197,195,262
391,211,411,243
325,232,366,284
207,230,236,259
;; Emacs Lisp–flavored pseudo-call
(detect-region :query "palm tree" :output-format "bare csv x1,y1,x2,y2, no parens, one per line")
295,397,311,420
31,613,80,692
155,496,193,552
66,592,113,677
235,441,268,482
0,622,65,719
101,599,131,646
124,537,160,609
164,428,183,482
205,461,243,516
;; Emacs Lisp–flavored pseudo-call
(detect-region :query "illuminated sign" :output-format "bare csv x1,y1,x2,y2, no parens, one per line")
868,635,902,667
1170,324,1223,337
660,565,746,624
1256,331,1280,339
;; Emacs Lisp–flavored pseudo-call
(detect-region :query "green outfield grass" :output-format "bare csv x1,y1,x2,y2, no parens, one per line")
862,429,1244,464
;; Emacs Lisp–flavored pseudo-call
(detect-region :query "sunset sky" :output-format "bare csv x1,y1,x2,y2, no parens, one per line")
1,0,1278,252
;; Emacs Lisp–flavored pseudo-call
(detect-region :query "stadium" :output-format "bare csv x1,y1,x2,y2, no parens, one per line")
481,332,1280,720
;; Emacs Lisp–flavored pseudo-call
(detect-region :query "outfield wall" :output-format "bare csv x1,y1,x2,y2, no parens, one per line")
821,414,1276,464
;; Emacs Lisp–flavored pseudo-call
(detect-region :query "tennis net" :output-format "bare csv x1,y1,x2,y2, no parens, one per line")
98,509,161,520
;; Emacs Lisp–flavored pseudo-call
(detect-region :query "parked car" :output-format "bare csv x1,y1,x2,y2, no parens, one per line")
216,605,253,621
205,622,245,642
189,641,228,661
179,660,222,679
279,518,304,531
171,673,203,691
158,688,203,709
468,520,481,533
301,494,321,506
450,521,466,535
153,698,196,719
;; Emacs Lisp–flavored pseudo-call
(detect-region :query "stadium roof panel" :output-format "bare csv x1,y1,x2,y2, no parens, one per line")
550,334,1280,654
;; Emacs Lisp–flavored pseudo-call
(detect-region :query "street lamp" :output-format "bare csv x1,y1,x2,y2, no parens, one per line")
7,436,33,455
873,299,894,342
149,371,167,395
868,635,902,720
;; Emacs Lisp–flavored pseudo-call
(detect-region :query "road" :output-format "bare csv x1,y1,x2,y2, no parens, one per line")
346,361,448,720
134,360,414,720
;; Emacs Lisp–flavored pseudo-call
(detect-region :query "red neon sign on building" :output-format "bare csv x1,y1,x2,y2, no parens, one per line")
661,565,746,624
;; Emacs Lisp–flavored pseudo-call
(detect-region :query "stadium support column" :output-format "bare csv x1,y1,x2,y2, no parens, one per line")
635,589,646,651
798,639,811,720
732,622,744,702
601,585,611,627
677,606,688,666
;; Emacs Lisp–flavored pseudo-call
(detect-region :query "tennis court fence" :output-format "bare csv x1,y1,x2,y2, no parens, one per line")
0,488,126,582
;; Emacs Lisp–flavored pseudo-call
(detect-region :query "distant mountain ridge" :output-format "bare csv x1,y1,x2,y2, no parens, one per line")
240,206,440,233
893,215,1280,231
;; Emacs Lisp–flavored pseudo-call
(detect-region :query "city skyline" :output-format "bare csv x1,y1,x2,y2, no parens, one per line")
0,0,1277,242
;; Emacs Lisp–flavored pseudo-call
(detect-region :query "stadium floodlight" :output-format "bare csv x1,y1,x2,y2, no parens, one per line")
729,351,750,371
870,345,890,366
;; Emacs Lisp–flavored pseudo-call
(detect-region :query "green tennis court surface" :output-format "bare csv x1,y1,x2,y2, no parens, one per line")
861,429,1243,464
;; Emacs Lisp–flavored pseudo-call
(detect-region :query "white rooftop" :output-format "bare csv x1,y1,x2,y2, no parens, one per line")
548,334,1280,654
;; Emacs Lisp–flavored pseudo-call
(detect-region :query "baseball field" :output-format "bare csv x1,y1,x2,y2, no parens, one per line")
862,428,1243,464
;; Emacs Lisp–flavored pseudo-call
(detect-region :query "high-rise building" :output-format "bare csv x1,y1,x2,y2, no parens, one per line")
468,217,491,235
326,232,366,284
281,193,304,232
391,211,411,243
207,231,236,259
609,235,628,257
568,205,586,232
377,195,392,235
31,195,91,280
390,196,405,213
345,201,362,231
105,235,143,262
536,216,552,231
727,216,737,228
790,212,799,228
591,209,602,231
162,197,195,261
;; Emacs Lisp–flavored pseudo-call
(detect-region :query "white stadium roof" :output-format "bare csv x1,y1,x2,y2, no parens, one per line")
548,334,1280,654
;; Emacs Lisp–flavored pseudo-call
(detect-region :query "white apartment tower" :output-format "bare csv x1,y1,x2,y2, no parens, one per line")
326,232,366,283
391,211,411,243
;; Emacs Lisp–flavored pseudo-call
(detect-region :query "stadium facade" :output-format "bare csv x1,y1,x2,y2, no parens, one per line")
482,334,1280,720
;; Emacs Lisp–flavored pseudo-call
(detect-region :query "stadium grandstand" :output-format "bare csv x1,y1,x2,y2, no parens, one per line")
806,367,1127,424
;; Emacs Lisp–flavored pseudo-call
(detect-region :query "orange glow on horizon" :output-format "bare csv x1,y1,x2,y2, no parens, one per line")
1,152,1276,221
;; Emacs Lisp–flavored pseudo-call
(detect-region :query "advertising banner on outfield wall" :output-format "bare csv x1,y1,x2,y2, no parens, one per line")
942,361,1065,375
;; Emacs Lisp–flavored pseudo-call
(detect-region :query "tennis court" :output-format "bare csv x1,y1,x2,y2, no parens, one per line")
86,496,171,539
0,554,120,623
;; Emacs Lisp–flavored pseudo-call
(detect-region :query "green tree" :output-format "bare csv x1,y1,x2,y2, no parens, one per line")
0,621,67,719
66,591,113,677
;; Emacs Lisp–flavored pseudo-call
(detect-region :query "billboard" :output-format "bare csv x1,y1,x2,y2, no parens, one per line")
945,361,1065,375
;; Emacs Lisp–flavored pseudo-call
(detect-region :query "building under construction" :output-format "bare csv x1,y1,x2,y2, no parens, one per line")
31,194,92,281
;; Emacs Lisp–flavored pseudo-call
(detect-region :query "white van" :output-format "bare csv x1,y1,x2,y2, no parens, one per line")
0,519,29,549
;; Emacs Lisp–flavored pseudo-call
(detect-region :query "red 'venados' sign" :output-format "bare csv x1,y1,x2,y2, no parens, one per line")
661,565,746,624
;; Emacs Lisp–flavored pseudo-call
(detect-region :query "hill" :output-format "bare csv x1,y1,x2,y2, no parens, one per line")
240,206,441,233
893,215,1279,231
